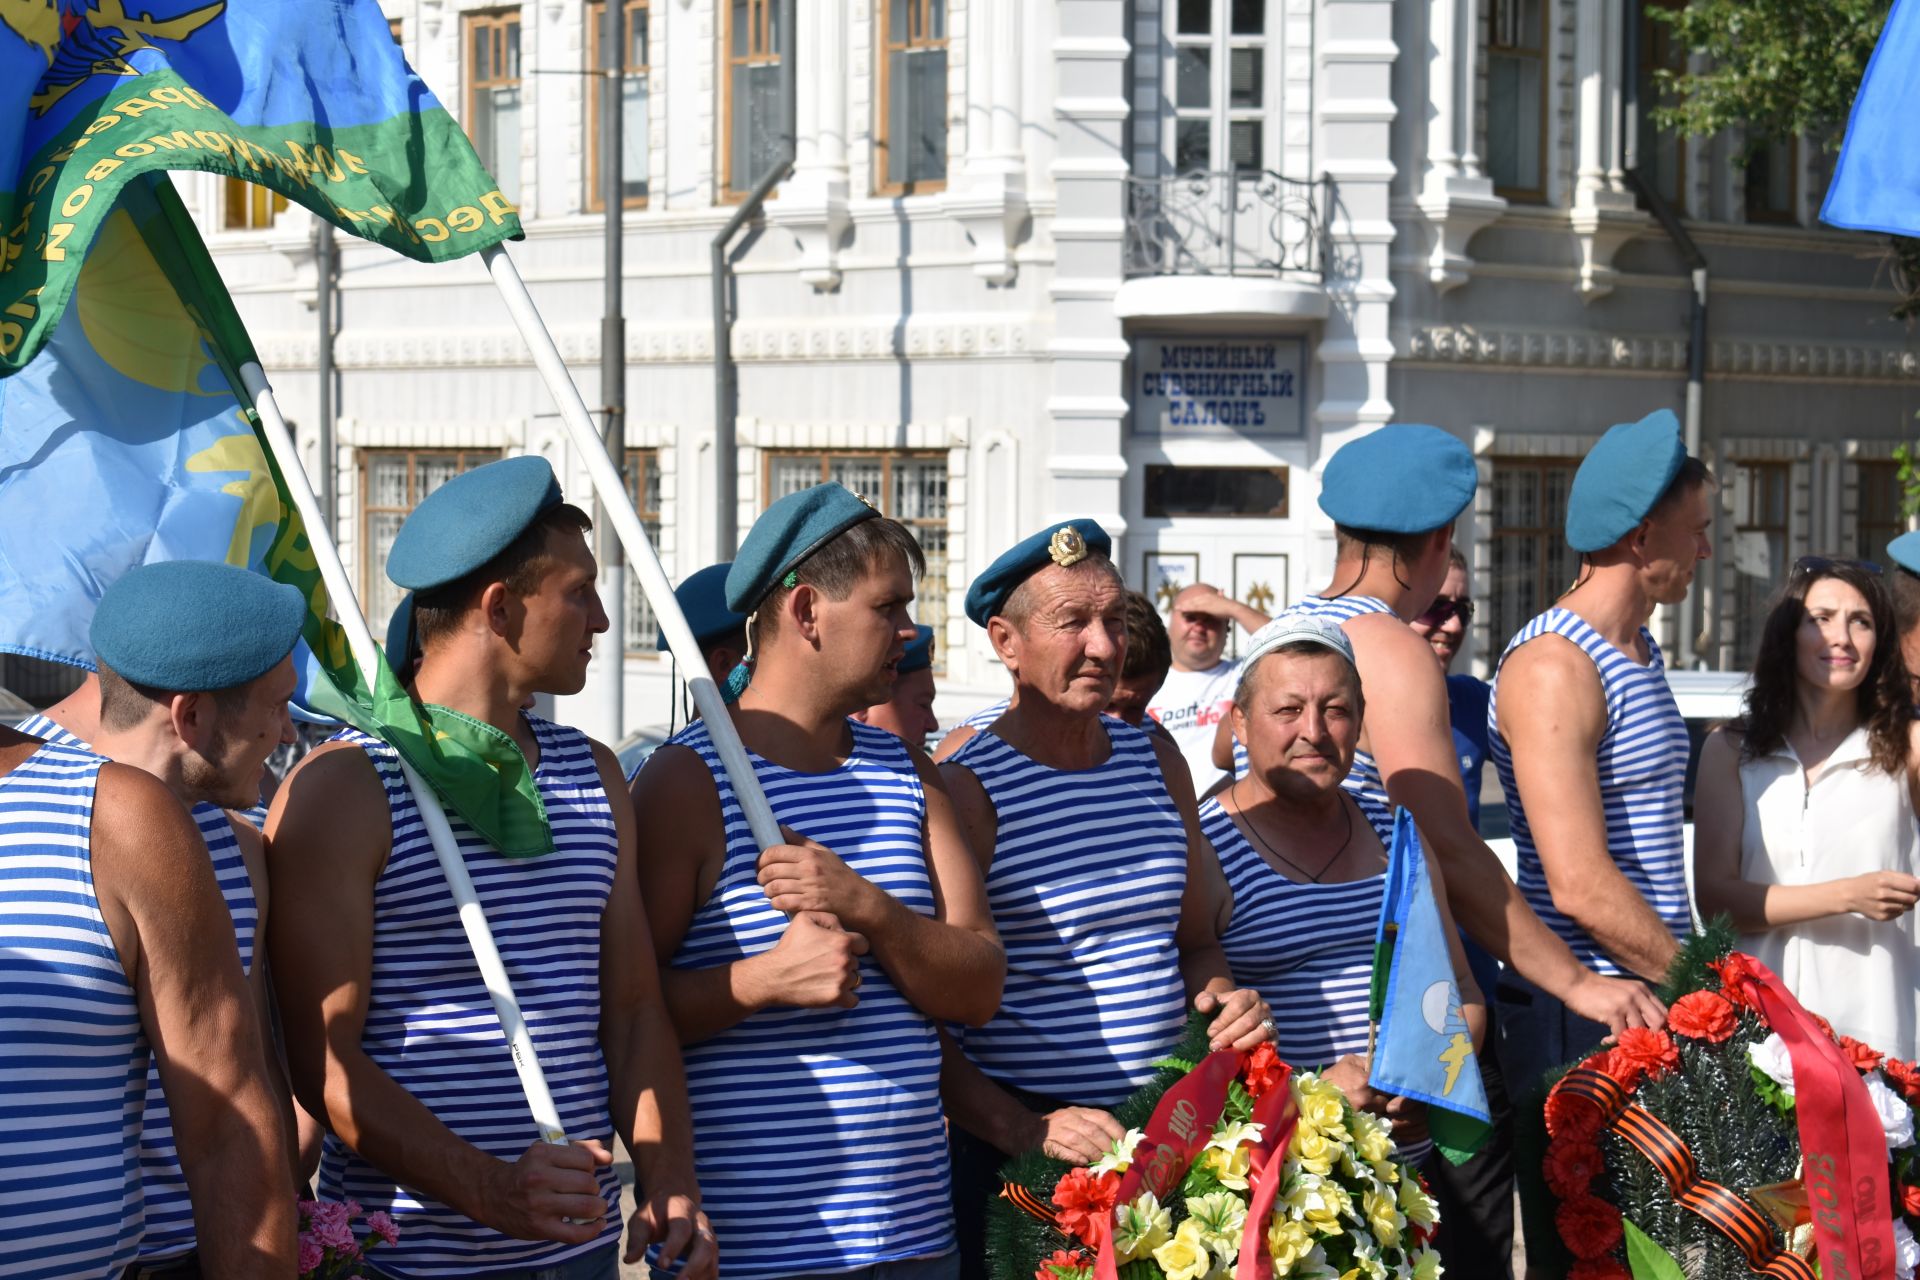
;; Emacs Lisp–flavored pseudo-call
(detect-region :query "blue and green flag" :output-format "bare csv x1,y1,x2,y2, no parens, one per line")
1368,811,1492,1165
1,0,522,372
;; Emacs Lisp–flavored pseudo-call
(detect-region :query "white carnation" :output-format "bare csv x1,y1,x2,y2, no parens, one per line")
1748,1033,1796,1098
1894,1217,1919,1280
1867,1072,1917,1150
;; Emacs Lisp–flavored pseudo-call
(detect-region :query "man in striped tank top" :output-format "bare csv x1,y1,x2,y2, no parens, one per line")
633,483,1004,1280
1490,412,1713,1096
937,520,1273,1280
1283,426,1668,1040
0,571,303,1274
269,457,711,1280
18,561,310,1275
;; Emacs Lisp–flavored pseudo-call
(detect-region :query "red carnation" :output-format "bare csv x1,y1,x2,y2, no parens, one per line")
1613,1027,1681,1081
1569,1261,1631,1280
1050,1169,1119,1247
1902,1183,1920,1218
1244,1042,1284,1100
1886,1058,1920,1104
1544,1139,1606,1199
1582,1048,1646,1091
1037,1249,1093,1280
1545,1088,1605,1143
1668,990,1738,1043
1557,1195,1625,1261
1811,1012,1838,1043
1840,1036,1885,1074
1712,953,1765,1011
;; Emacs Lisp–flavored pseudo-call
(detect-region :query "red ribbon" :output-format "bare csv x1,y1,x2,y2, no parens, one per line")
1733,955,1896,1280
1092,1050,1301,1280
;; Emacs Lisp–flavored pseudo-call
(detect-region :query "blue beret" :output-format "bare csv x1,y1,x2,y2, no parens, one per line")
657,563,748,651
964,519,1113,627
1565,410,1688,553
1317,425,1477,533
900,624,936,674
725,484,881,612
384,592,417,672
1890,531,1920,577
91,560,305,692
386,455,565,591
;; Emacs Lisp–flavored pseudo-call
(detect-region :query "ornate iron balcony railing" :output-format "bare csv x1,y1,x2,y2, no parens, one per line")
1123,170,1330,279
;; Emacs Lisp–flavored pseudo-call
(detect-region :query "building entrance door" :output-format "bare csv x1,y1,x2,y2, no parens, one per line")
1135,524,1296,658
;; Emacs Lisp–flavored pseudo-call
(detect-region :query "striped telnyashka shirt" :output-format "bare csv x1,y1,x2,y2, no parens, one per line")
957,697,1009,732
949,717,1189,1107
667,717,955,1277
1488,608,1692,975
14,713,258,1263
1277,595,1400,843
319,716,623,1275
0,742,147,1278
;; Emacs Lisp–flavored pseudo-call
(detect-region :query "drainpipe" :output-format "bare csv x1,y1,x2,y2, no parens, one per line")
1621,2,1710,668
712,0,796,559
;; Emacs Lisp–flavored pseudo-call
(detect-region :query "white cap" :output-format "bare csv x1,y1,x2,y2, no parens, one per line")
1236,614,1357,695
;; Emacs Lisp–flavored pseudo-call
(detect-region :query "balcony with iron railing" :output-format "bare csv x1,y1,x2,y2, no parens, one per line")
1115,170,1334,322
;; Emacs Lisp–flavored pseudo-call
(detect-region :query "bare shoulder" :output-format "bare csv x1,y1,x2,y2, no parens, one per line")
905,738,952,796
90,763,209,914
1497,633,1605,737
266,739,391,875
627,741,723,846
932,722,979,763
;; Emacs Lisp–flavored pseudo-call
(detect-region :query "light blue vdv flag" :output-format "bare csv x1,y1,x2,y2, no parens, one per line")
1821,0,1920,236
1368,810,1491,1164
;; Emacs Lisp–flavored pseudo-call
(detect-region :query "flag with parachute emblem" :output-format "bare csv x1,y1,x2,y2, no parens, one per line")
1368,810,1492,1165
1,0,522,373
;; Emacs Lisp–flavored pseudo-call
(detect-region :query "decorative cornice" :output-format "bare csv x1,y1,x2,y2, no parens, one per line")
1398,324,1920,382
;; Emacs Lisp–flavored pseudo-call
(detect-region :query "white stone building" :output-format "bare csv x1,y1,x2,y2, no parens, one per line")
166,0,1920,742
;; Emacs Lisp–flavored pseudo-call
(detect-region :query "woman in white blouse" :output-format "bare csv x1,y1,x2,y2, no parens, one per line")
1694,557,1920,1060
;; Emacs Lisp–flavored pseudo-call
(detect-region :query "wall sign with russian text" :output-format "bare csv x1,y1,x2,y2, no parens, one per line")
1135,336,1306,437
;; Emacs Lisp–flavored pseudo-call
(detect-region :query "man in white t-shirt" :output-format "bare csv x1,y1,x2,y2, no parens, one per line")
1145,583,1270,794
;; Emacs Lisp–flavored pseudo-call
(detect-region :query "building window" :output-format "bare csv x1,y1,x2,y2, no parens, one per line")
1858,461,1906,564
721,0,787,200
1166,0,1272,173
1488,458,1581,654
1744,137,1797,224
763,451,950,664
1487,0,1547,202
625,449,663,652
875,0,948,194
466,9,522,201
1728,461,1791,668
223,180,287,230
360,449,499,646
1636,0,1685,210
586,0,651,210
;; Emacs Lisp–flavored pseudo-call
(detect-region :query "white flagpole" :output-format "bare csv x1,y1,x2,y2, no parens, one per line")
241,362,572,1148
479,243,784,853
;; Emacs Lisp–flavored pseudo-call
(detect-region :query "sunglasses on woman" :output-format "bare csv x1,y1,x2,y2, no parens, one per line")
1416,595,1474,626
1790,555,1883,579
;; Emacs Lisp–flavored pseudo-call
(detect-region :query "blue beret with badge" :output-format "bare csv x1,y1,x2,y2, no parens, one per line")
964,518,1113,627
1317,424,1477,534
90,560,306,692
1564,409,1688,553
384,592,418,673
658,562,748,651
1889,531,1920,577
899,624,936,674
386,455,566,591
725,483,881,613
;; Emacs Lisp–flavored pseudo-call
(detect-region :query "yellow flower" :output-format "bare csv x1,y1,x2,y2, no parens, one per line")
1183,1191,1246,1263
1201,1141,1253,1191
1398,1175,1439,1232
1410,1245,1444,1280
1151,1220,1213,1280
1090,1127,1144,1176
1265,1217,1315,1270
1349,1110,1396,1166
1292,1124,1337,1177
1282,1173,1349,1237
1362,1187,1404,1248
1292,1075,1352,1142
1112,1191,1172,1263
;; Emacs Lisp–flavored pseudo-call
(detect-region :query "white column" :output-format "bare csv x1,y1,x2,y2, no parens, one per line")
964,0,996,168
772,0,851,290
817,0,848,172
1569,0,1643,299
944,0,1027,283
988,0,1023,160
1427,0,1460,180
1456,0,1482,175
1603,0,1626,189
1575,0,1607,195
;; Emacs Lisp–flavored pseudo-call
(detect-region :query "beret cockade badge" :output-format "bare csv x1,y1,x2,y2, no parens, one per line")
1047,525,1088,568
